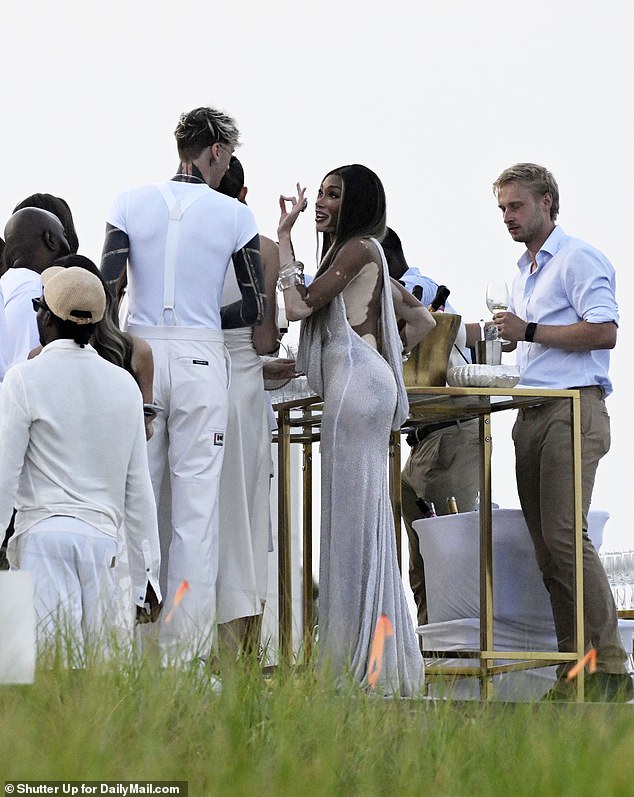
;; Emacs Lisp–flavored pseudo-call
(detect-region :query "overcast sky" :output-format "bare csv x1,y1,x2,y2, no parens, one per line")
3,1,632,548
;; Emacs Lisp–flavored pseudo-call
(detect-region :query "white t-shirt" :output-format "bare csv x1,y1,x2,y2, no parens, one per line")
107,181,258,329
1,268,41,369
0,283,8,382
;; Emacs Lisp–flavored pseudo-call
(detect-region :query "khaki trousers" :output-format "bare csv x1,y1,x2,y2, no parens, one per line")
401,419,480,626
513,386,627,675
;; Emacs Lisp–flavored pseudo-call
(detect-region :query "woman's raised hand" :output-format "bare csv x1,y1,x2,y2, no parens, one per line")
278,183,307,238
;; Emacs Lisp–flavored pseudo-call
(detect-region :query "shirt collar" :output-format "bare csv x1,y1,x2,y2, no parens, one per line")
40,339,98,354
517,225,565,271
171,173,207,185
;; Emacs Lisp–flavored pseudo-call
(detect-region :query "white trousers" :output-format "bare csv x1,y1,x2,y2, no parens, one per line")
13,517,118,666
131,326,229,665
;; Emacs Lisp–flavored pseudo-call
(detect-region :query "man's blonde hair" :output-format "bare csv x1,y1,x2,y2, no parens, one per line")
493,163,560,221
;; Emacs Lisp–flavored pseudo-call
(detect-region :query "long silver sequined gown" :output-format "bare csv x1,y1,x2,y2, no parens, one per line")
298,238,424,696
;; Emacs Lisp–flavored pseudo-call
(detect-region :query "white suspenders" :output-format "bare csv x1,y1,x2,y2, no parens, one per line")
155,182,208,326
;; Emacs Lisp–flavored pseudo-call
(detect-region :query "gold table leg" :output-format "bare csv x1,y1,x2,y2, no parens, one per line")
571,391,585,701
277,407,292,664
390,430,403,570
302,415,314,661
479,412,494,700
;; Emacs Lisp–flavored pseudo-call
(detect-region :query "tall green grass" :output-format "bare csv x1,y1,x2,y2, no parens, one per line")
1,649,633,796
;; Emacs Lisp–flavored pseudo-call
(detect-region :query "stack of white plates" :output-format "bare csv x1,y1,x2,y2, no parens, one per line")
447,364,520,388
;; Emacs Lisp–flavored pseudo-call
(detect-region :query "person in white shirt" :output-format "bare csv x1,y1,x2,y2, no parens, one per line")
0,282,8,384
0,243,10,569
0,233,7,383
100,106,266,666
1,209,73,569
0,266,161,664
1,207,71,369
215,155,297,658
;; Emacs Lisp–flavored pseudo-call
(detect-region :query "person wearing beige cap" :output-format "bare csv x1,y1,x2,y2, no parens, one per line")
40,265,106,326
0,266,162,664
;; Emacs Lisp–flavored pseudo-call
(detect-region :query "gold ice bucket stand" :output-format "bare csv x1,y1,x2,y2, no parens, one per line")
403,312,461,387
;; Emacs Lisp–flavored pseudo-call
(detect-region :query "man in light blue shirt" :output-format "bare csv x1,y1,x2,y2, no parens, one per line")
509,224,616,395
493,163,631,702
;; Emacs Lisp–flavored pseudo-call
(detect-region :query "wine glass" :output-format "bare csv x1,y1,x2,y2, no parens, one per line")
614,549,634,610
623,550,634,609
613,552,627,610
486,281,510,343
600,551,619,605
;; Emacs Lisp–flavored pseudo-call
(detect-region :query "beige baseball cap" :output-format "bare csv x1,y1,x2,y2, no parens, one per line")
40,266,106,325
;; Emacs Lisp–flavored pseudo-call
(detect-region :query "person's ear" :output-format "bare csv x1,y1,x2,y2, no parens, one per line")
238,186,248,204
43,230,57,252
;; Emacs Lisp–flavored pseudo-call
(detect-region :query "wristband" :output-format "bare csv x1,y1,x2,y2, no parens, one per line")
277,271,305,291
277,260,305,291
278,260,304,279
525,322,537,343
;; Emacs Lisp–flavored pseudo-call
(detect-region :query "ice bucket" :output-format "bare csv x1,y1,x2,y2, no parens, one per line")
403,312,461,387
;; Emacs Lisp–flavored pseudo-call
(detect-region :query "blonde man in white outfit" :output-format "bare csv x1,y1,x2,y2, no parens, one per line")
101,107,266,666
0,267,161,663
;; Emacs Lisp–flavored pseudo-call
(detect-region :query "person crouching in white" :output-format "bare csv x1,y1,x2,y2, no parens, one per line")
0,266,161,665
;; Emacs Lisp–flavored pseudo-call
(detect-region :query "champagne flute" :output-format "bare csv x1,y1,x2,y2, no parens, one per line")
601,551,619,605
623,550,634,609
486,281,510,344
279,341,298,401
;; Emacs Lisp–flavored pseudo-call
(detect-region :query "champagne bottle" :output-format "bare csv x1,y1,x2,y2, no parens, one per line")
431,285,450,312
415,497,437,518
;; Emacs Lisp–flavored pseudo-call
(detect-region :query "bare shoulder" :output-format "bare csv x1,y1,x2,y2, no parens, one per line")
260,234,280,262
340,237,380,261
332,238,381,276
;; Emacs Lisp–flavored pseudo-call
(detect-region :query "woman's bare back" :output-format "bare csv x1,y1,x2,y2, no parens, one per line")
341,248,383,349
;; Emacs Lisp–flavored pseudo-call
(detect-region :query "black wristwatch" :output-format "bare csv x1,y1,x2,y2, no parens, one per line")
525,322,538,342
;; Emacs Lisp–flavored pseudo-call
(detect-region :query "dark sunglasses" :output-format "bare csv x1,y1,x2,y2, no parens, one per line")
31,297,46,313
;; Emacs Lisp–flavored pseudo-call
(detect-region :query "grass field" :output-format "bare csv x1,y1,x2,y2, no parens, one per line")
2,649,633,797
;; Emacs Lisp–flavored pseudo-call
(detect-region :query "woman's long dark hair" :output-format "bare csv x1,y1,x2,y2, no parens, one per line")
317,164,387,276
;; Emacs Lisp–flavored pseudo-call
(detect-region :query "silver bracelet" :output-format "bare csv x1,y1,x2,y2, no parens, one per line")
277,271,306,291
278,260,304,279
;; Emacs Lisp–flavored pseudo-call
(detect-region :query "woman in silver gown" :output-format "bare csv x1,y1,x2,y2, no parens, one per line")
277,164,435,695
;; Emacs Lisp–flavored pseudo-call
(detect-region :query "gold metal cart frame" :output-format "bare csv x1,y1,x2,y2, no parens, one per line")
273,397,322,663
273,386,586,700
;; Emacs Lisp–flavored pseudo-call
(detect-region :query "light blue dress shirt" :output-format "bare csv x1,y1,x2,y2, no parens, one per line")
400,267,470,363
401,268,457,312
509,226,618,396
